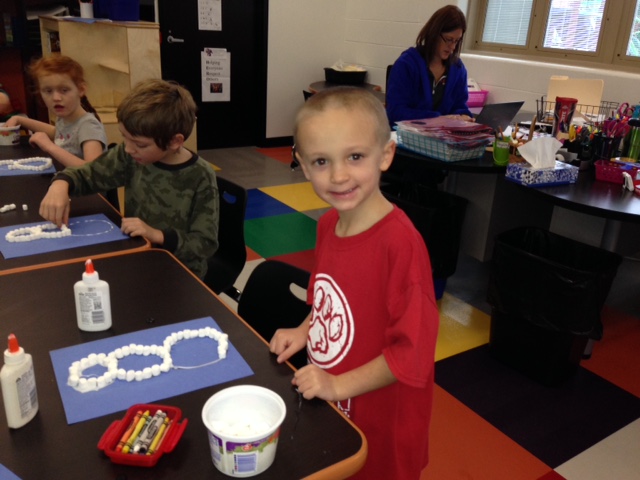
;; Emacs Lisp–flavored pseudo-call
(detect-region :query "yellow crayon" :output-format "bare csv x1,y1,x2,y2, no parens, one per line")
122,409,150,454
116,410,143,453
146,415,170,455
148,419,172,456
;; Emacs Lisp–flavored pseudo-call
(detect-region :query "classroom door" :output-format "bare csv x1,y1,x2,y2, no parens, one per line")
158,0,268,149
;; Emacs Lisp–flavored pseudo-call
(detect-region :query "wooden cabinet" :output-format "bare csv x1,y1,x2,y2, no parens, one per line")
38,16,197,151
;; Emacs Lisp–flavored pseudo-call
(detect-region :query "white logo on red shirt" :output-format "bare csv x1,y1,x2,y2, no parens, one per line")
308,274,354,369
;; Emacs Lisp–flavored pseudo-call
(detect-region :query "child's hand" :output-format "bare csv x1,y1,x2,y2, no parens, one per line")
4,116,20,128
39,180,70,227
270,326,307,364
29,131,54,152
293,364,339,402
121,217,164,245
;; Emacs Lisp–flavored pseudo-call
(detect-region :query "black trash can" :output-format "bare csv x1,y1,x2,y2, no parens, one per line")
487,227,622,386
381,182,468,298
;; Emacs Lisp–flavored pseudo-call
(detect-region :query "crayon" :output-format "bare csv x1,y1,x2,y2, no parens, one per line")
115,410,143,453
146,414,170,455
148,419,172,455
133,410,167,454
122,409,150,454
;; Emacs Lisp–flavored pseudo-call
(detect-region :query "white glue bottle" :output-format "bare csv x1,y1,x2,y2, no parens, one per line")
74,259,112,331
1,334,39,428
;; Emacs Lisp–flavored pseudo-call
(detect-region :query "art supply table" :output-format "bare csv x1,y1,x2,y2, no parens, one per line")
0,141,148,273
0,250,366,479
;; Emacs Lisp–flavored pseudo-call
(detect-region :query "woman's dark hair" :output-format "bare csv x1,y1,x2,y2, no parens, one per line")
415,5,467,66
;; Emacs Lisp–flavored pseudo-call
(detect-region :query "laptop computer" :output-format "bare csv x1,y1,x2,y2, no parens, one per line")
474,101,525,134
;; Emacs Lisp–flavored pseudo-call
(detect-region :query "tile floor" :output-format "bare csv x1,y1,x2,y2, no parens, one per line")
200,146,640,480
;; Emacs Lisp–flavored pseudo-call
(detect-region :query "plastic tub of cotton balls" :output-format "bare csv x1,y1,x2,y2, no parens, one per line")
202,385,286,477
98,403,188,467
0,124,20,146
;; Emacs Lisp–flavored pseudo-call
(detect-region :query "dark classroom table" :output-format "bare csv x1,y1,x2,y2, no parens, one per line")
0,249,366,480
0,140,148,274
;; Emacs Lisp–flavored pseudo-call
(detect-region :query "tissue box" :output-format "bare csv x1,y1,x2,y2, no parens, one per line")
505,161,579,187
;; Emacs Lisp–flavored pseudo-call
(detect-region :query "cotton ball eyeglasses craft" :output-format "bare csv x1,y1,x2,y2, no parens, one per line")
0,157,53,171
5,223,71,242
67,327,229,393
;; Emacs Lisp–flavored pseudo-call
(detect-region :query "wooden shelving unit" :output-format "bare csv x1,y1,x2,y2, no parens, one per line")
38,16,197,151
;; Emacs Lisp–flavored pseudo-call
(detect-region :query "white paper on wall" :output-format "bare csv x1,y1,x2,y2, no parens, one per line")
198,0,222,31
202,48,230,102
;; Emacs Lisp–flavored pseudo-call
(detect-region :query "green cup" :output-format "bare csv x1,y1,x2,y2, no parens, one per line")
493,138,510,166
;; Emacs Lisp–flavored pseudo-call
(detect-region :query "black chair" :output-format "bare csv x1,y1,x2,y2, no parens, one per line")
203,176,248,301
237,260,311,369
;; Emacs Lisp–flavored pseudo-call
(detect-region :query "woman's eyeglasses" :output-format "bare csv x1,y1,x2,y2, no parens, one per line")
440,34,462,46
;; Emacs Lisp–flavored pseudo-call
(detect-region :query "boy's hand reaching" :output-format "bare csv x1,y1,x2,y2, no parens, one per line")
39,180,70,227
269,325,308,364
293,364,340,402
121,217,164,245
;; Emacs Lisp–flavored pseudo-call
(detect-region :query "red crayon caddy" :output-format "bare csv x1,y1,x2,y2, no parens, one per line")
98,403,187,467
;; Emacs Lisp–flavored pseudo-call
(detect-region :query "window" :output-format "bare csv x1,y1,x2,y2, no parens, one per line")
473,0,640,68
628,0,640,56
543,0,605,53
482,0,533,47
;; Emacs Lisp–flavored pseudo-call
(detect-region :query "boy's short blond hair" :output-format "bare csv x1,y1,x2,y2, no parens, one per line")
117,79,197,150
294,87,391,153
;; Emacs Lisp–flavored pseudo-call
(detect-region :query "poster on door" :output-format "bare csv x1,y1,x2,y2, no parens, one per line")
198,0,222,31
202,48,230,102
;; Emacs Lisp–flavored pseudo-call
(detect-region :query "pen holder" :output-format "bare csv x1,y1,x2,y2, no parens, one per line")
98,403,187,467
591,134,622,161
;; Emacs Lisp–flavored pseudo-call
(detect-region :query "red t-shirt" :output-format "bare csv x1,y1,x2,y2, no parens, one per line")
307,206,439,479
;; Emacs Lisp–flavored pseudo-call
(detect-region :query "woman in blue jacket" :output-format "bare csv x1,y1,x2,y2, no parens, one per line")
387,5,472,127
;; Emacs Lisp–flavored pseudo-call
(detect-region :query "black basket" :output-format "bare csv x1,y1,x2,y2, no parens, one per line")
324,68,366,85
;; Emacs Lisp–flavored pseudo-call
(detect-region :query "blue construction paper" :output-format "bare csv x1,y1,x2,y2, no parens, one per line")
0,464,21,480
0,214,128,259
50,317,254,424
0,160,56,176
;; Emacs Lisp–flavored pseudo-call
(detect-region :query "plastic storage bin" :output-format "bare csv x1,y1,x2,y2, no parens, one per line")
594,160,640,184
467,90,489,108
381,183,467,299
487,227,622,385
95,0,140,21
98,403,187,467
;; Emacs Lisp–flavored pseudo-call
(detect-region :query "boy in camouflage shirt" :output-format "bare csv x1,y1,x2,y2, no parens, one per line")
39,79,219,278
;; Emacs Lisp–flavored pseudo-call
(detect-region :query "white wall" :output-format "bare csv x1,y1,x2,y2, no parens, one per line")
266,0,640,140
462,53,640,114
266,0,448,139
266,0,345,139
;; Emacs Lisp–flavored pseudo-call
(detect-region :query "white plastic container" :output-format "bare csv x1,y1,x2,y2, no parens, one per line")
1,334,38,428
202,385,286,477
0,124,20,146
74,259,112,331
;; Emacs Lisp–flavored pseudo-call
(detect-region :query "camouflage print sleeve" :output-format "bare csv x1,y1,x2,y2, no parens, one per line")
158,158,219,278
54,143,130,195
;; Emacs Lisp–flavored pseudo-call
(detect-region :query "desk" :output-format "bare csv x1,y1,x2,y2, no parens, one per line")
506,169,640,250
309,81,386,103
0,250,366,479
385,146,552,261
0,141,148,273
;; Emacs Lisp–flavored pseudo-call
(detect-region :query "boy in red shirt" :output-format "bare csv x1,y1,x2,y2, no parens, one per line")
270,87,439,479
